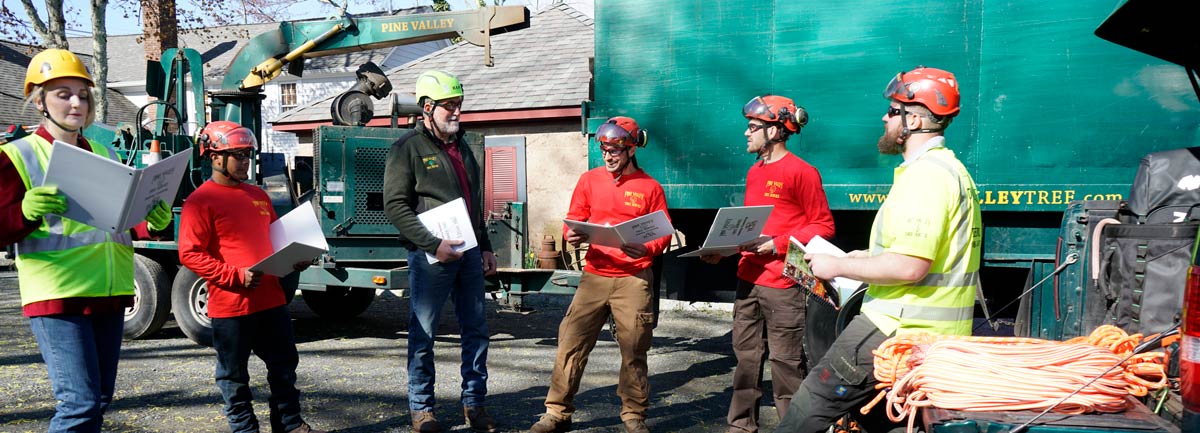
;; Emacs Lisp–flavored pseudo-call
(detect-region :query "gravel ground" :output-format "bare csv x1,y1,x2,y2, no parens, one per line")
0,272,782,433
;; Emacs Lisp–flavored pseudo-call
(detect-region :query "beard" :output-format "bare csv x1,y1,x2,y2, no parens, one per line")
435,119,461,136
877,127,905,155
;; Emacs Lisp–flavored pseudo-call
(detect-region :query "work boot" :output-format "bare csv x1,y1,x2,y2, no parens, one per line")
464,406,498,433
411,410,444,433
286,422,327,433
623,418,650,433
528,413,571,433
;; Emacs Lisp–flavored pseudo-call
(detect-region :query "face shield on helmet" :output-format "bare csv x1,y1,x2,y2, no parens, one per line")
198,121,258,157
596,116,647,149
742,95,807,133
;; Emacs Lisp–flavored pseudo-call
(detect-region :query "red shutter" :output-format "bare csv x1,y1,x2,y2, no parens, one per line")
485,146,518,214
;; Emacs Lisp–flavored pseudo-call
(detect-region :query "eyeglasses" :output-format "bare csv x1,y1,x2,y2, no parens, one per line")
436,100,462,112
746,122,768,132
599,145,629,156
885,106,904,118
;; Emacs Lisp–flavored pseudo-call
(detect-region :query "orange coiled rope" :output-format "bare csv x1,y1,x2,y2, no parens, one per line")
860,326,1167,433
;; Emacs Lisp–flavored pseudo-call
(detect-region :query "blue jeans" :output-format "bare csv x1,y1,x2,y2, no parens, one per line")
407,247,489,411
29,312,124,433
211,306,304,433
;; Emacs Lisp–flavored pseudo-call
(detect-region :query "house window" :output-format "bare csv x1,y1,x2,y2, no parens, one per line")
281,83,298,109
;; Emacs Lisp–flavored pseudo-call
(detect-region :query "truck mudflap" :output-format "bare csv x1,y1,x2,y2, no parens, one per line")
923,397,1179,433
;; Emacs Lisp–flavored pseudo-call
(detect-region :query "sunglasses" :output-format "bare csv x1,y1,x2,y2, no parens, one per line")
885,106,904,118
224,150,253,160
746,122,769,132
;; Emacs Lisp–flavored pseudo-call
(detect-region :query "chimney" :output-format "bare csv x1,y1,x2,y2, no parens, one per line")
142,0,178,61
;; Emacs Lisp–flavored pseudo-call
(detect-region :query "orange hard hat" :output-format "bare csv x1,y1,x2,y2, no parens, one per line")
743,95,808,133
883,66,960,117
198,121,257,156
596,116,648,148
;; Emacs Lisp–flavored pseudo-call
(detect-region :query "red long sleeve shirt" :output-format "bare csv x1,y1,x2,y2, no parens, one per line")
178,180,285,318
564,167,671,277
738,152,835,289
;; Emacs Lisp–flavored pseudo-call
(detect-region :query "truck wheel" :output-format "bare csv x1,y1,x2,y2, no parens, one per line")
302,286,375,319
171,268,214,347
124,254,172,339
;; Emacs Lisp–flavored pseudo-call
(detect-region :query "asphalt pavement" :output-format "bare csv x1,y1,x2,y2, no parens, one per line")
0,272,782,433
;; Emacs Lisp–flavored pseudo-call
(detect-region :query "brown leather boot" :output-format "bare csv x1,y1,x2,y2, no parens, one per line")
285,422,327,433
528,413,572,433
464,406,498,433
623,418,649,433
411,410,444,433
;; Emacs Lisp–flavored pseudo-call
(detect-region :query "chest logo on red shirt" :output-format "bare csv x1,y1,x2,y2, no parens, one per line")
422,156,440,170
764,180,783,199
253,200,270,216
624,191,645,209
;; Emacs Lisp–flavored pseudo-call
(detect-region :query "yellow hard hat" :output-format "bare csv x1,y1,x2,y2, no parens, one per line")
24,48,94,97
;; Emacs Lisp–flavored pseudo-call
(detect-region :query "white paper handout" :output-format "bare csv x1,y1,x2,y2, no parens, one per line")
43,141,190,233
795,235,866,306
418,198,478,264
250,202,329,277
679,205,774,258
563,210,674,249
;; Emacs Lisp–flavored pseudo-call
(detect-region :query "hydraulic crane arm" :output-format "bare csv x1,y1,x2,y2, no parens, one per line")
222,5,530,91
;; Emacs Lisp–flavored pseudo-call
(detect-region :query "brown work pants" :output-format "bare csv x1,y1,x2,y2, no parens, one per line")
543,268,655,422
727,279,807,433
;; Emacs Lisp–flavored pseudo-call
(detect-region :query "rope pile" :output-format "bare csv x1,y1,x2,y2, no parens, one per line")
861,325,1168,433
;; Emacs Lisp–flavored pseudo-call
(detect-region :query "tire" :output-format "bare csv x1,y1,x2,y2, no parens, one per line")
302,286,376,319
171,268,214,347
124,254,172,339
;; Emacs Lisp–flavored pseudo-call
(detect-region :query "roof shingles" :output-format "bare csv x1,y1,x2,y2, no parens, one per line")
274,3,593,124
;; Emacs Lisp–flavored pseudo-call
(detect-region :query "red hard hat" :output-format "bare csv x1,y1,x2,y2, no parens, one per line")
883,67,960,117
198,121,257,157
743,95,807,133
596,116,648,148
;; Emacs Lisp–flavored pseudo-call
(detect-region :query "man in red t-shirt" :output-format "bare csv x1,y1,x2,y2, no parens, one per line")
177,121,324,433
701,95,835,433
528,117,671,433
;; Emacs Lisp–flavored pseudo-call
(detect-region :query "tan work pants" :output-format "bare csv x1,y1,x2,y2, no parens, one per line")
543,268,655,422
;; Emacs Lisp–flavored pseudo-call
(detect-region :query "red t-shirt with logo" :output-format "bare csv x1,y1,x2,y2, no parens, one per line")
564,167,671,277
177,180,285,318
738,152,835,288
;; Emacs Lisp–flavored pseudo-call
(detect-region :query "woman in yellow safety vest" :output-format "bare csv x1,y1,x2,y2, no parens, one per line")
0,48,172,432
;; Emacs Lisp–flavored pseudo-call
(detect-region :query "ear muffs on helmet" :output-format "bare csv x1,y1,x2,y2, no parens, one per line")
635,128,648,147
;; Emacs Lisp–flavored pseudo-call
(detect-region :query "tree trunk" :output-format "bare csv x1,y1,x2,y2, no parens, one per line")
91,0,110,123
18,0,68,48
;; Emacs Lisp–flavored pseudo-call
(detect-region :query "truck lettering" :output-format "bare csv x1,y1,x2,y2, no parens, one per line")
381,18,454,33
850,189,1118,206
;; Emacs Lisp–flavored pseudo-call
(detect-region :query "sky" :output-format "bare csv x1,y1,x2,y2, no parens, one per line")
24,0,578,37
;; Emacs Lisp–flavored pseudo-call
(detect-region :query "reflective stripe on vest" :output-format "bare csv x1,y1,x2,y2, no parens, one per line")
8,136,132,256
860,297,973,322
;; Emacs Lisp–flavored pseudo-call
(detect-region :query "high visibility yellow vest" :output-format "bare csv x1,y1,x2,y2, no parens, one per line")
2,134,134,306
861,144,982,336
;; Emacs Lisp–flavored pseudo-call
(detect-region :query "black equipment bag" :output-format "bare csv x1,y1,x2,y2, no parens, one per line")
1097,222,1198,335
1127,147,1200,223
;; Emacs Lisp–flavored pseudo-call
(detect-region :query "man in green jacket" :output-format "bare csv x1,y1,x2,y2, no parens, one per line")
383,70,498,433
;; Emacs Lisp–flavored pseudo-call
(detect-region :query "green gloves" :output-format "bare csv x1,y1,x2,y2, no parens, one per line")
21,186,67,221
146,200,173,231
